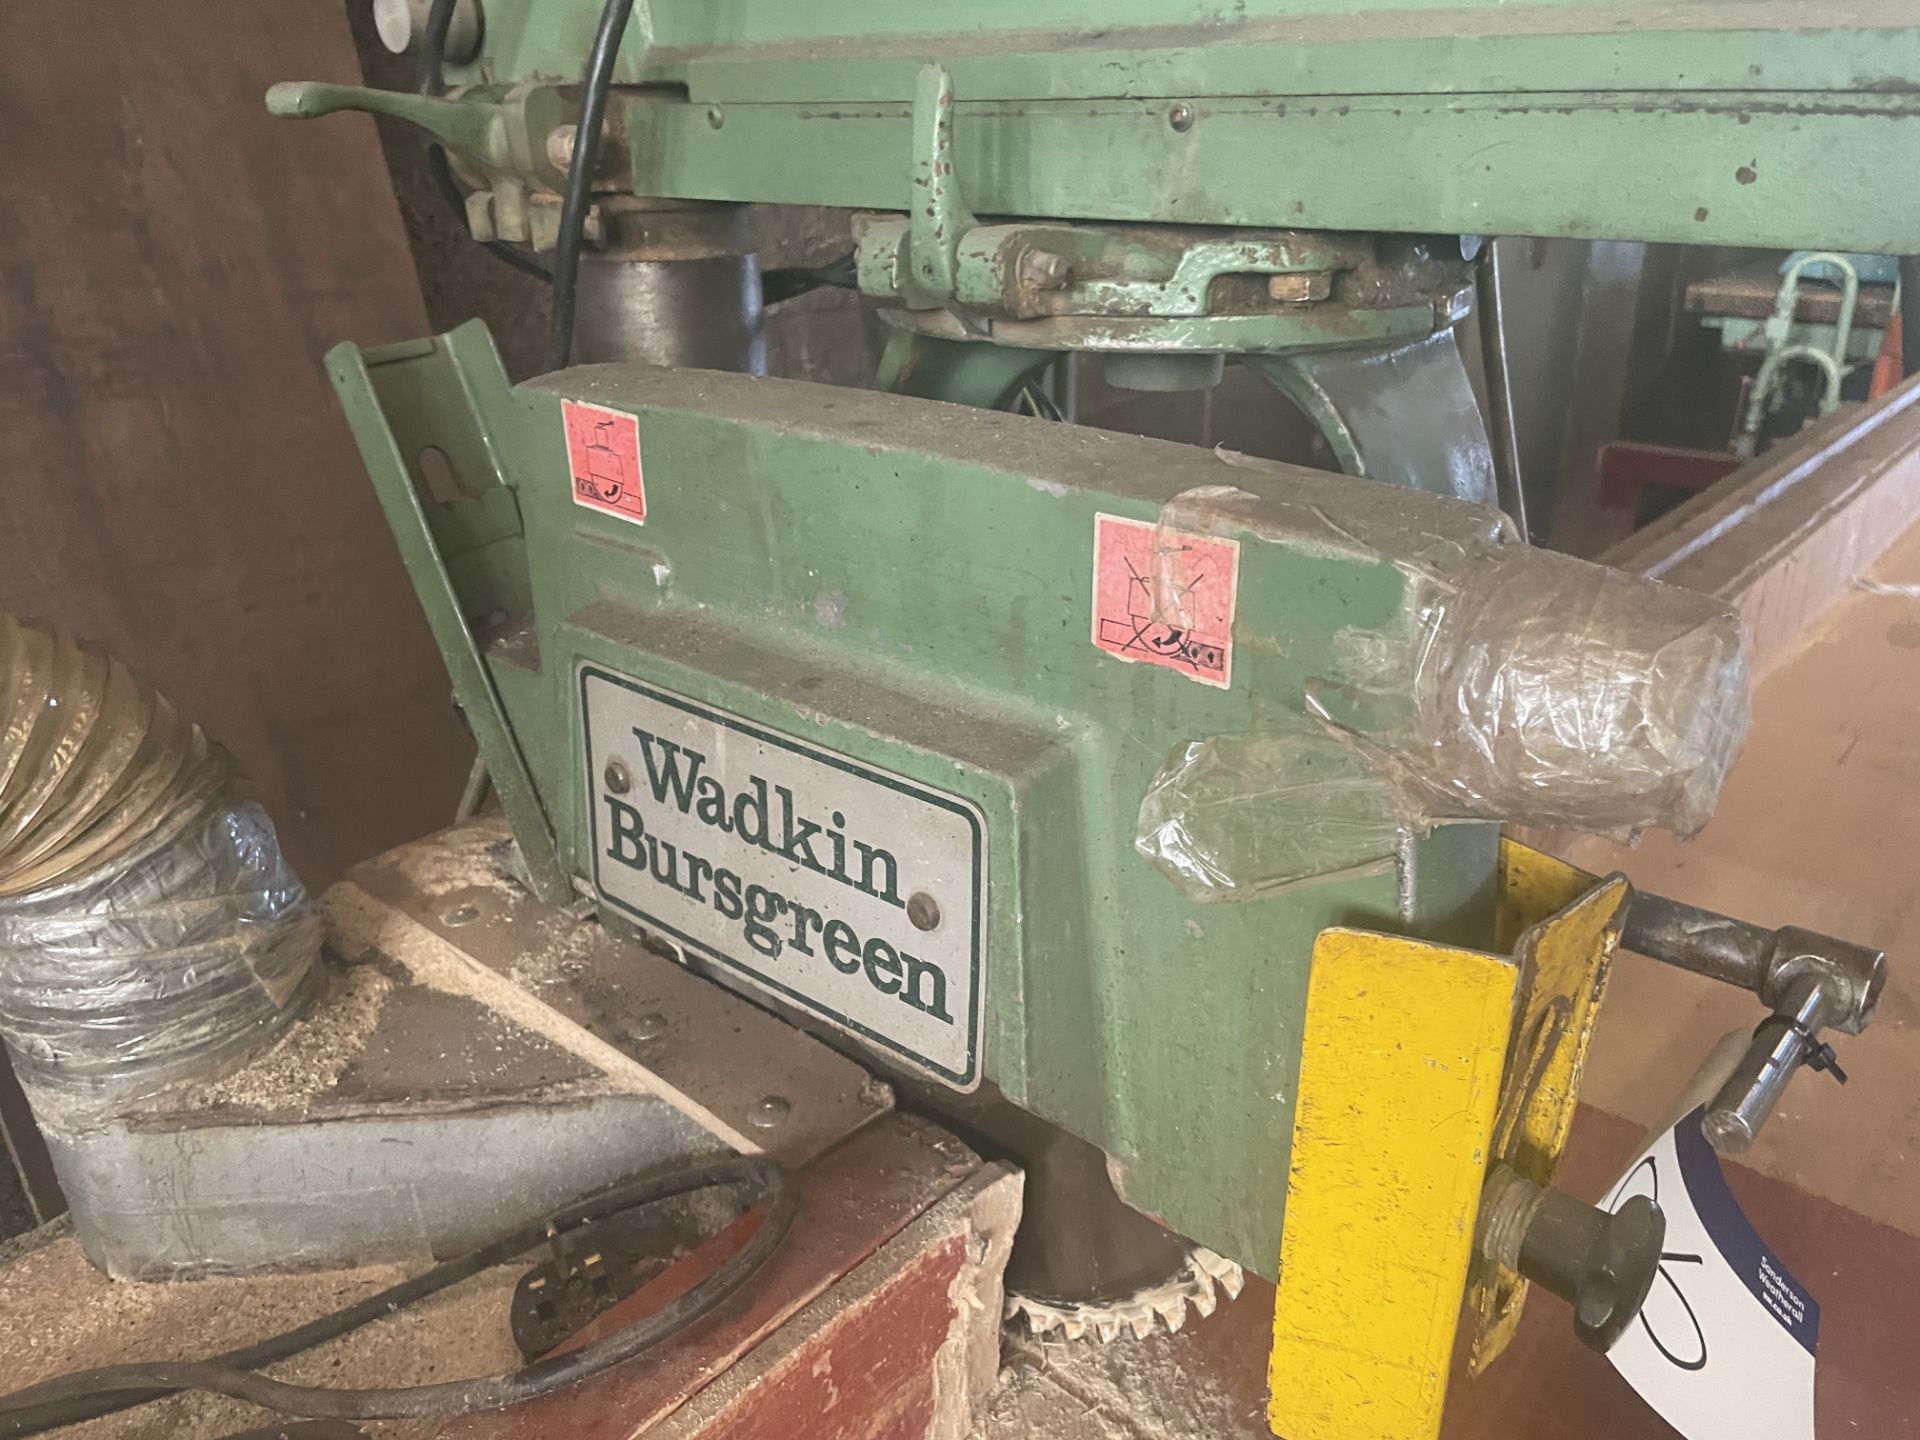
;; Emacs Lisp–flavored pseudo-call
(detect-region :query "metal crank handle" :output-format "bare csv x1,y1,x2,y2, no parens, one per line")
1623,890,1885,1154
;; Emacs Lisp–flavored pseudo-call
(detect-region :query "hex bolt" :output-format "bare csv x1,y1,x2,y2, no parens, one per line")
1168,102,1196,133
747,1095,791,1130
627,1012,667,1044
546,125,578,172
604,758,632,795
1020,250,1072,291
907,891,943,932
1477,1164,1665,1353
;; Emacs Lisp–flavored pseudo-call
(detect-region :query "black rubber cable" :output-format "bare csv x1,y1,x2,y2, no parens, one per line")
0,1155,793,1434
417,0,552,283
547,0,637,372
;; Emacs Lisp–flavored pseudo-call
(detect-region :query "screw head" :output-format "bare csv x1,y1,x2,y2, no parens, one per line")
604,758,632,795
747,1095,791,1130
441,904,480,928
628,1012,667,1043
907,892,942,932
1168,102,1196,133
546,124,578,172
707,105,725,129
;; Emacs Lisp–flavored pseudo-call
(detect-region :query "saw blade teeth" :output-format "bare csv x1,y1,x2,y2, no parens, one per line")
1154,1294,1188,1333
1003,1241,1247,1345
1189,1281,1219,1320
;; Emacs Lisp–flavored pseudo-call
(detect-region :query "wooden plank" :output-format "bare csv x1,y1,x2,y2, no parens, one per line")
653,1164,1020,1440
0,0,471,887
1600,371,1920,676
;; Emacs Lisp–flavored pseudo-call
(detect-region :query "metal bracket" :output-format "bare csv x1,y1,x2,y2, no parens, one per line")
324,326,572,906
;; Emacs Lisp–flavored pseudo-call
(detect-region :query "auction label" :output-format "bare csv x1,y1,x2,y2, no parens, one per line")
581,665,985,1088
1601,1108,1818,1440
1091,513,1239,687
564,399,647,524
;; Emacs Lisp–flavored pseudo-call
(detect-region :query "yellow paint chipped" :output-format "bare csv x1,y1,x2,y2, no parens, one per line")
1268,927,1518,1440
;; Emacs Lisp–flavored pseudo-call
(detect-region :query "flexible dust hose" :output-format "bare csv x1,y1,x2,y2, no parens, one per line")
0,617,320,1109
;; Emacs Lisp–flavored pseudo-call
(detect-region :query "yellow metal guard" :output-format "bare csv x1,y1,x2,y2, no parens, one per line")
1269,841,1621,1440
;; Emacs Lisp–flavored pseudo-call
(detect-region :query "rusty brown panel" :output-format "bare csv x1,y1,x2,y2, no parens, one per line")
448,1115,980,1440
0,0,471,887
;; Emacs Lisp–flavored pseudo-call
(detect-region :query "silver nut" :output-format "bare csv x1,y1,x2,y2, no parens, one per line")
546,125,578,172
1020,250,1071,291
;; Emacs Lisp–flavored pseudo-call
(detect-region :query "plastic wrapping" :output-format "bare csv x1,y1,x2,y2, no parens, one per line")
1133,484,1751,903
1136,731,1403,902
0,789,321,1103
1389,545,1750,835
0,618,320,1110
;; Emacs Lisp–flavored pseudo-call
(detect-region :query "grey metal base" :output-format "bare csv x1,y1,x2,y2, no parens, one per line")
30,819,883,1281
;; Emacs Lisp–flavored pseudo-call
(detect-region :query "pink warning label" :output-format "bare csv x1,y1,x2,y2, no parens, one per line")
1091,513,1239,688
563,399,646,524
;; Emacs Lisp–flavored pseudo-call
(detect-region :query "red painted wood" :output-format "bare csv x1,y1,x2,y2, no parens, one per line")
693,1233,969,1440
448,1117,974,1440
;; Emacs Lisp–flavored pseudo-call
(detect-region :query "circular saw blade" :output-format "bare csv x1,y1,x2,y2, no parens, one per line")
1005,1244,1245,1344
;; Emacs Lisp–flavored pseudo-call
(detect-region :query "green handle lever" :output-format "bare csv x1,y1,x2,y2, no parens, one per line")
266,82,511,172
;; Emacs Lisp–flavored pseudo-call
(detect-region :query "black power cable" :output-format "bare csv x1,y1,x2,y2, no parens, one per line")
417,0,552,283
547,0,638,371
0,1155,793,1434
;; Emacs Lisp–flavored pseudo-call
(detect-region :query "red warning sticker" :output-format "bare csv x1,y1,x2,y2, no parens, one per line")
563,399,646,524
1092,513,1240,688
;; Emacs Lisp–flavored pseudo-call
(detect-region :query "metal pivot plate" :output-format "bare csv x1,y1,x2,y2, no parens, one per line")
1468,842,1631,1371
581,664,988,1089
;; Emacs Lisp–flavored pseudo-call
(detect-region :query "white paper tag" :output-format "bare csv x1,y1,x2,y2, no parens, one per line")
1600,1108,1819,1439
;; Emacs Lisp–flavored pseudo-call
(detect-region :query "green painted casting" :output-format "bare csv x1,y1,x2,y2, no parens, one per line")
272,5,1920,252
327,321,1510,1275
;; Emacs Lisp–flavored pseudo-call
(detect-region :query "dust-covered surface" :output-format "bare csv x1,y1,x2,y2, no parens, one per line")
0,1231,522,1440
977,1313,1269,1440
173,955,394,1114
372,817,524,906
